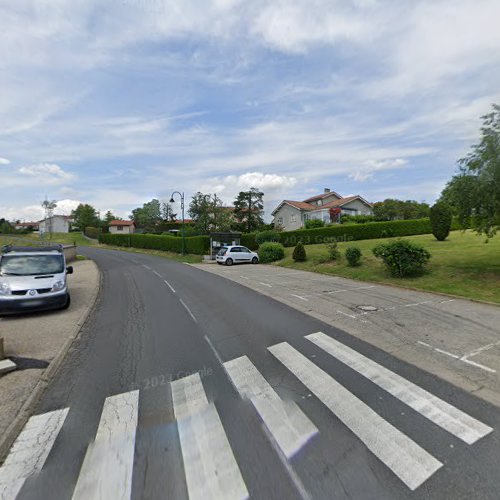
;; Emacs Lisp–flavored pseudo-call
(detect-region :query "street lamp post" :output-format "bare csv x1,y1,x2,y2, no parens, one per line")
170,191,185,255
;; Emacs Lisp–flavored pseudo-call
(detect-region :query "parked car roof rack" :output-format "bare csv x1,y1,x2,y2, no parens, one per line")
1,244,64,254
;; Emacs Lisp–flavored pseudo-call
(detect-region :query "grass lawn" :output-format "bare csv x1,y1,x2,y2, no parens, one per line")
0,233,202,264
276,230,500,304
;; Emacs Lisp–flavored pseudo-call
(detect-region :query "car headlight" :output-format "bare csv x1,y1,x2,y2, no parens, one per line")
51,280,66,292
0,282,11,296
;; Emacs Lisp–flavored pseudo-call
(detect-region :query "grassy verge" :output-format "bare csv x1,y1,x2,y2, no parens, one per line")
0,233,202,264
275,230,500,304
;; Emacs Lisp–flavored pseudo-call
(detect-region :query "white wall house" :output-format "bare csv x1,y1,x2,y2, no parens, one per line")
272,189,373,231
38,215,72,234
109,220,135,234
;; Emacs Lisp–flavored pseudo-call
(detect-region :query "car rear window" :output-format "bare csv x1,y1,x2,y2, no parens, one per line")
217,248,228,256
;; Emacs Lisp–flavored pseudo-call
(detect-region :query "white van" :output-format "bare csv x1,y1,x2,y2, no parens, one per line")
0,245,73,315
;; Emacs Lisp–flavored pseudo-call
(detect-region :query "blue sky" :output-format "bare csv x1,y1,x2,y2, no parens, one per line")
1,0,499,221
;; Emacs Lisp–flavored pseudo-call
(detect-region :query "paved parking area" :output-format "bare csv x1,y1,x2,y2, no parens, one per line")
194,263,500,407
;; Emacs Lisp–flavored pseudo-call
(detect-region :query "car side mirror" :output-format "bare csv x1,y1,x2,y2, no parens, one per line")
66,266,74,274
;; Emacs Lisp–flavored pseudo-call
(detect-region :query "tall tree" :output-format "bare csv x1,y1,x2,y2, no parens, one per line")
233,187,264,233
440,104,500,237
188,193,232,234
131,199,163,231
161,201,177,222
71,203,99,230
373,199,430,221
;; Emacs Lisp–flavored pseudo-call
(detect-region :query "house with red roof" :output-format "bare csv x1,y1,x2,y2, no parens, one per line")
271,188,373,231
109,220,136,234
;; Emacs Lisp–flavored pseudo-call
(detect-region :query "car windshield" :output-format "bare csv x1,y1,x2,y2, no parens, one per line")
0,254,64,276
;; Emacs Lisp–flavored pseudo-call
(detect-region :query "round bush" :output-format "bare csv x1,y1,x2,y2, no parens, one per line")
255,230,281,245
305,219,325,229
326,241,340,260
258,242,285,263
345,246,362,266
372,239,431,277
292,241,307,262
430,202,452,241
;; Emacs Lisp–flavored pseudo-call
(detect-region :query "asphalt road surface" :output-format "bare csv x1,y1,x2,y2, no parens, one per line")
1,248,499,500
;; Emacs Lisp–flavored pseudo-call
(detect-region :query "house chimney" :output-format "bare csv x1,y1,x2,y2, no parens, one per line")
324,188,330,193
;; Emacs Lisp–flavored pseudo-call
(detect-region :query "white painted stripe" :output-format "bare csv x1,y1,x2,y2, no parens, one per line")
142,264,151,270
224,356,318,458
153,270,162,278
268,342,442,491
179,298,197,322
259,282,272,288
307,332,493,445
171,374,248,500
291,294,309,302
164,279,176,293
204,335,223,365
72,391,139,500
0,408,69,500
460,358,496,373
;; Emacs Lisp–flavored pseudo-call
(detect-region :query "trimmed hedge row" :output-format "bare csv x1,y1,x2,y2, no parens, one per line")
278,218,441,247
99,233,210,254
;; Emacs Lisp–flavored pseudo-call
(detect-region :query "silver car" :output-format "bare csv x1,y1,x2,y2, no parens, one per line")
216,245,259,266
0,245,73,315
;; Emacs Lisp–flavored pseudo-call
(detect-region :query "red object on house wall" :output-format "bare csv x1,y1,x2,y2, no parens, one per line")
329,207,341,222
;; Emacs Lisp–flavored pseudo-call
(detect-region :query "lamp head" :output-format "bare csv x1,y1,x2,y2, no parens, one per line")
169,197,175,203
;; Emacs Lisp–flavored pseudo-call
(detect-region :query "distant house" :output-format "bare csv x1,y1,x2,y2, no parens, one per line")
38,215,72,234
272,188,373,231
109,220,135,234
14,222,39,231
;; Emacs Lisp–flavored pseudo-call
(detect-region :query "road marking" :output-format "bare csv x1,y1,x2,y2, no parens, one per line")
153,270,162,278
0,408,69,500
72,391,139,500
179,298,197,323
324,285,375,295
291,294,309,302
239,276,250,280
268,342,442,490
417,341,496,373
308,332,493,445
171,374,248,500
336,310,357,319
224,355,318,458
142,264,151,270
164,279,176,293
259,282,272,288
204,335,223,365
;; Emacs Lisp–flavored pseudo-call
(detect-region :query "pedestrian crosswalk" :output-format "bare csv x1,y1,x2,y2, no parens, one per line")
0,331,494,499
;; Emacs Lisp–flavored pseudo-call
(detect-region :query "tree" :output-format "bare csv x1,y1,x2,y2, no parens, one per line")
292,241,307,262
131,199,163,232
373,199,430,221
440,104,500,237
430,202,452,241
104,210,118,225
188,193,232,234
71,203,99,231
233,187,264,233
161,202,177,222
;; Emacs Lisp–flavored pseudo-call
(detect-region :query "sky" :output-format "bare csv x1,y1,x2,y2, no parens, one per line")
1,0,500,222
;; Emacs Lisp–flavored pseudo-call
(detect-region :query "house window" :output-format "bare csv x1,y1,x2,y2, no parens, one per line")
277,217,283,225
290,215,297,223
117,226,123,231
317,199,322,206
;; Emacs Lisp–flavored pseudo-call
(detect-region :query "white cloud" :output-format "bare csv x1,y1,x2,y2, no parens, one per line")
349,158,408,181
0,157,10,165
0,198,81,222
18,163,74,185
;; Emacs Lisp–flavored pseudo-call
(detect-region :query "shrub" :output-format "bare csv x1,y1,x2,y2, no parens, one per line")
279,218,433,247
255,230,281,245
98,233,209,254
345,246,362,266
340,214,376,224
241,233,258,250
372,239,431,277
84,227,100,239
292,241,307,262
430,202,453,241
305,219,325,229
326,241,340,260
258,242,285,263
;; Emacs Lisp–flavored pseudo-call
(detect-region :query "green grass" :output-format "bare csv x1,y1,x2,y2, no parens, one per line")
275,230,500,304
0,233,202,264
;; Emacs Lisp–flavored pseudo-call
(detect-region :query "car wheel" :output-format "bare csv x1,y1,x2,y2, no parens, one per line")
251,257,259,264
225,258,233,266
61,293,71,310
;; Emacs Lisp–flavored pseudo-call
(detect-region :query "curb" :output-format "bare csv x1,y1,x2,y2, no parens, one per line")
0,260,102,463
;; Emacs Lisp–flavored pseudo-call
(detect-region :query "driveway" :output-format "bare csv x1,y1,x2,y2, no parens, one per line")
193,262,500,407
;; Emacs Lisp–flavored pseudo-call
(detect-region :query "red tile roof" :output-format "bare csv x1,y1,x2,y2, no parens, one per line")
303,190,342,203
110,220,135,226
284,200,315,211
321,195,373,209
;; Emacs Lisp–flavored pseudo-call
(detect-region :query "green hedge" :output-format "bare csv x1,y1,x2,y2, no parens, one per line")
99,233,209,254
279,218,435,247
241,233,258,250
84,227,100,239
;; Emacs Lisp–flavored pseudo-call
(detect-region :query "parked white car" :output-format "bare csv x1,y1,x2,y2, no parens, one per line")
216,246,259,266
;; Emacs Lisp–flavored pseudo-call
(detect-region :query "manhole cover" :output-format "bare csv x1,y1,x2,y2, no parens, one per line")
357,305,378,311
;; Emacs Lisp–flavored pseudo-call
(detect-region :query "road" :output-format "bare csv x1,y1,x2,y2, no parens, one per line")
1,248,499,500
